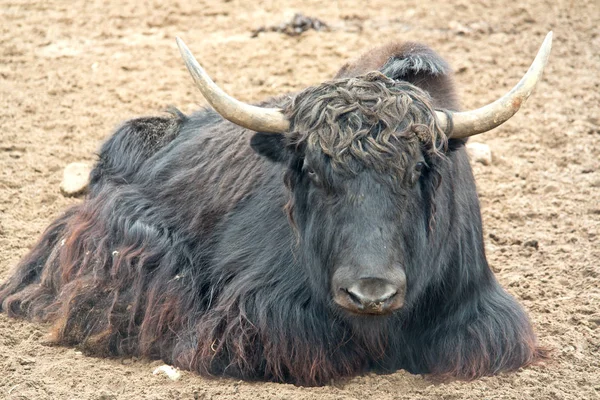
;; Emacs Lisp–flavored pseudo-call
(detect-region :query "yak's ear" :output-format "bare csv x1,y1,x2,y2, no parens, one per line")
250,132,289,163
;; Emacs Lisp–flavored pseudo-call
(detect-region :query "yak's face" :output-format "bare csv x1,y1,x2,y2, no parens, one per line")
251,73,446,317
293,147,428,316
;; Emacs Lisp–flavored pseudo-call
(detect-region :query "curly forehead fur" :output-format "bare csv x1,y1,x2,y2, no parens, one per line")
284,71,448,174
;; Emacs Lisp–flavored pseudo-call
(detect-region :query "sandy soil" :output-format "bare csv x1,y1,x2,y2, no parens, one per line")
1,0,599,399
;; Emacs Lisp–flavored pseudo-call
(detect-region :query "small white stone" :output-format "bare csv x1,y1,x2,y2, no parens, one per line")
466,142,492,166
543,183,560,194
152,364,181,381
60,162,91,196
17,356,36,365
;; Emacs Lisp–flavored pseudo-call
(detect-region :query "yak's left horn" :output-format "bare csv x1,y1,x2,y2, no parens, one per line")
176,37,290,133
437,31,553,139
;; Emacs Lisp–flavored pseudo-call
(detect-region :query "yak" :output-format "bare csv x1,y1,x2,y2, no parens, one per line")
0,32,552,386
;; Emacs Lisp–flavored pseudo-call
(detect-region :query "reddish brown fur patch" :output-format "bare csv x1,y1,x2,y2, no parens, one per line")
335,42,422,79
334,41,458,111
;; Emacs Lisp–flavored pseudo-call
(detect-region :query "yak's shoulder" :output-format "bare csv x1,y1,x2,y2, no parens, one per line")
334,41,459,110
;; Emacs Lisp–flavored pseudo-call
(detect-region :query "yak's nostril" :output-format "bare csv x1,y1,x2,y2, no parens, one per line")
343,287,366,307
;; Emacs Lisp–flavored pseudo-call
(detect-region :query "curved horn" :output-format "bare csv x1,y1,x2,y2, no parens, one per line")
176,37,290,133
437,31,553,139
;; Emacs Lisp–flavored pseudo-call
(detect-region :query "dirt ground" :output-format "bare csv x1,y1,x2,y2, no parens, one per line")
1,0,599,399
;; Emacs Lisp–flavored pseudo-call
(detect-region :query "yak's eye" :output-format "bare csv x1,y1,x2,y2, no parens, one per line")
307,169,319,184
415,161,427,173
303,163,320,185
302,161,314,176
411,161,428,185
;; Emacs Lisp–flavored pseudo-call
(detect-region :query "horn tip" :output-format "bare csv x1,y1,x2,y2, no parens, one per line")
175,37,189,55
543,31,553,50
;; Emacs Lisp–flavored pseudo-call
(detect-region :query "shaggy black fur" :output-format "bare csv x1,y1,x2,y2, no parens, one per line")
0,41,545,386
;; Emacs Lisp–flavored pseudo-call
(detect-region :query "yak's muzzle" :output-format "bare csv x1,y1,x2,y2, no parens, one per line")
333,274,406,315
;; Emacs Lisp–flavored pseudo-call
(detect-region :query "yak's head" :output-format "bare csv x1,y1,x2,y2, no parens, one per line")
251,73,446,316
174,33,552,316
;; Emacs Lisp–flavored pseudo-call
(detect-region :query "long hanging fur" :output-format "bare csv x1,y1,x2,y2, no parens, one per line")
0,41,545,386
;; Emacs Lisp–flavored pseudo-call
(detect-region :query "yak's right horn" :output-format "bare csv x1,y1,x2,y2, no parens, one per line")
176,37,290,133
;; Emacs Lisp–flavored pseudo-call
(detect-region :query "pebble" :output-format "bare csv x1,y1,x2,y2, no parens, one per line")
60,162,91,196
523,240,539,249
17,356,36,365
466,142,492,165
543,183,560,194
153,364,182,381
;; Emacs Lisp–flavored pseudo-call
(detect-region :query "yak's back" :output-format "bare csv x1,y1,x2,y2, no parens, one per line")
334,42,459,111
